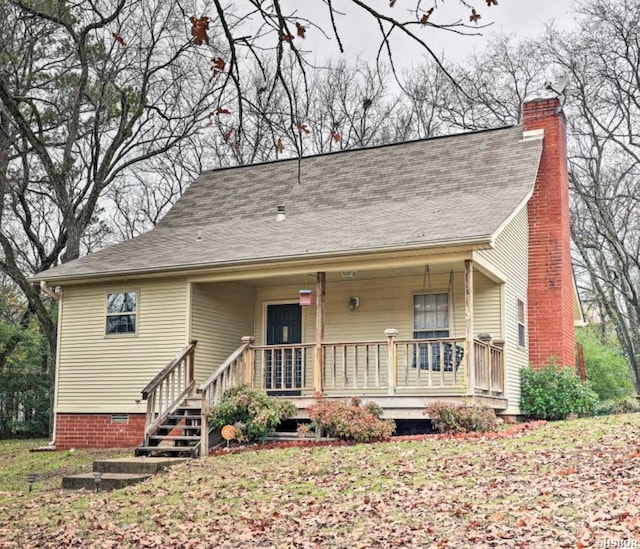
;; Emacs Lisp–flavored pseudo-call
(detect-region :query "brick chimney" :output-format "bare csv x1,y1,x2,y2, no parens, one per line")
522,97,575,368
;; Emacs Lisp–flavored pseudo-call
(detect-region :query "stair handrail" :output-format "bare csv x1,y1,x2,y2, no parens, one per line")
197,336,254,457
140,340,198,441
196,337,253,397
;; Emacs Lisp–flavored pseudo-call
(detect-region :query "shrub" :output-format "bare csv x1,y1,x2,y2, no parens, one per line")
303,397,395,442
207,384,296,442
520,364,599,420
577,327,636,401
594,396,640,416
425,401,498,434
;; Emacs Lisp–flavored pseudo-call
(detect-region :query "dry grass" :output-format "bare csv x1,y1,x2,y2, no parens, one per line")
1,414,639,547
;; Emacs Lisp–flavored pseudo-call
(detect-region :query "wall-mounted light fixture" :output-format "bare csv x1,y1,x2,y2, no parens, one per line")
341,271,357,280
276,205,286,222
348,297,360,311
299,289,312,306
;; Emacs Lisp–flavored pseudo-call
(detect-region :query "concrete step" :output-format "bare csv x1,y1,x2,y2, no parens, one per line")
94,457,188,475
268,432,301,441
62,472,151,491
149,435,200,442
135,446,199,457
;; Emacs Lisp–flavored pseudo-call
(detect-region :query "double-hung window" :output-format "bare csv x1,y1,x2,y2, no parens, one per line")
517,298,526,348
413,293,453,370
413,293,450,340
106,291,137,335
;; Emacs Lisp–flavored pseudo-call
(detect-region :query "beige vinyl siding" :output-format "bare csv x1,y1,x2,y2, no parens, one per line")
253,272,495,390
475,206,529,414
473,271,502,338
255,273,469,346
190,282,254,383
57,278,188,413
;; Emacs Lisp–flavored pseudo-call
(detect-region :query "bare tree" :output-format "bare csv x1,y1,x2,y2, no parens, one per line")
545,0,640,388
0,0,219,417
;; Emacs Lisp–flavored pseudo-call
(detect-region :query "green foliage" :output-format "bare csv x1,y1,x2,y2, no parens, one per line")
520,364,599,420
207,384,296,443
303,397,395,442
0,317,49,438
594,396,640,416
577,327,636,401
425,401,498,434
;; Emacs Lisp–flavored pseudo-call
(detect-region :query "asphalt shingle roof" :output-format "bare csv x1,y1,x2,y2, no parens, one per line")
33,125,542,282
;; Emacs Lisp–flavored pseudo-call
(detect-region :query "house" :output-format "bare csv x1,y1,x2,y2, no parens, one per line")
31,95,584,455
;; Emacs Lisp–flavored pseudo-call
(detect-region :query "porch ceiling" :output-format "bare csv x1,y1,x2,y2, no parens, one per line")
196,262,468,287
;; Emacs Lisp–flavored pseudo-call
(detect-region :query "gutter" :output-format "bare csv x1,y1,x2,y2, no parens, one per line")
29,235,495,285
40,280,61,300
40,281,61,448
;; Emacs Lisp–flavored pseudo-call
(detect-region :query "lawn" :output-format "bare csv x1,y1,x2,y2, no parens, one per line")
1,415,639,548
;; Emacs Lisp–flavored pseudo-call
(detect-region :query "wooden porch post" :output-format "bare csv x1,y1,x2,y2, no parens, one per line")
313,272,326,393
241,336,255,385
465,259,476,396
385,329,398,395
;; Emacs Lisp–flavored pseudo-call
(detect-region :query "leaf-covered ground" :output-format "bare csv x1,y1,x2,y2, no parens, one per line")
1,414,639,548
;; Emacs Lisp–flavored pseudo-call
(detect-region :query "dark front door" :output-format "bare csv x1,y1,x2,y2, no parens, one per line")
266,304,302,394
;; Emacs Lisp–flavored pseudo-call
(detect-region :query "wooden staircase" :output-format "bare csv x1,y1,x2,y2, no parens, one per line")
137,339,250,458
135,395,203,458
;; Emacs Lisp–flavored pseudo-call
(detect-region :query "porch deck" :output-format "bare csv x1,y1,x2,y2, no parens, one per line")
199,334,506,418
141,334,506,456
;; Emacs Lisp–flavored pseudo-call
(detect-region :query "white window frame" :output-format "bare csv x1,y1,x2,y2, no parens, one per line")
105,290,138,336
517,298,526,348
412,292,450,339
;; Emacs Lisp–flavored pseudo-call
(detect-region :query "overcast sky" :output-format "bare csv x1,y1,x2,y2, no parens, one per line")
291,0,576,66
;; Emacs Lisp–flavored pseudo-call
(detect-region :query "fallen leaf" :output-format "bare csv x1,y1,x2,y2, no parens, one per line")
420,8,434,24
112,32,126,47
190,15,210,46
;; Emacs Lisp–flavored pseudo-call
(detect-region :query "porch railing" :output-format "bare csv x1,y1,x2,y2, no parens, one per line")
196,336,254,456
251,343,315,393
473,339,505,394
140,340,197,443
395,338,467,391
244,333,504,397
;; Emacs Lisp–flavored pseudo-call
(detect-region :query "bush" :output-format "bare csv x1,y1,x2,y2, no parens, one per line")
577,327,636,401
0,318,49,438
302,397,395,442
520,364,599,420
207,384,296,442
425,401,498,434
594,396,640,416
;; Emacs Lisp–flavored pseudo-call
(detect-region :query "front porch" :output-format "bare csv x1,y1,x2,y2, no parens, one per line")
138,331,505,457
139,255,515,456
199,332,506,421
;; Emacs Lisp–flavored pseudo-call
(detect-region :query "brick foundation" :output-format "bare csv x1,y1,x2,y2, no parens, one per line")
523,97,576,368
55,413,146,449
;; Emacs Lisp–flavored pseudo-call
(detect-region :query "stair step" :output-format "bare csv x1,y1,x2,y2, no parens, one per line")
135,446,199,457
93,457,188,475
62,472,151,491
160,416,201,428
149,435,200,442
268,432,302,441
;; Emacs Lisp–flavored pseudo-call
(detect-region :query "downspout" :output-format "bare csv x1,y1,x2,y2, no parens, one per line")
40,281,61,447
40,280,61,300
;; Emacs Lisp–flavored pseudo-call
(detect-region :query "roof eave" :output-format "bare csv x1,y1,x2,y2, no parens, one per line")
29,236,494,285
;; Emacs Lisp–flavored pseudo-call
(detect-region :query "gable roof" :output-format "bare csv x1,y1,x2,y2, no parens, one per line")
32,125,542,283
